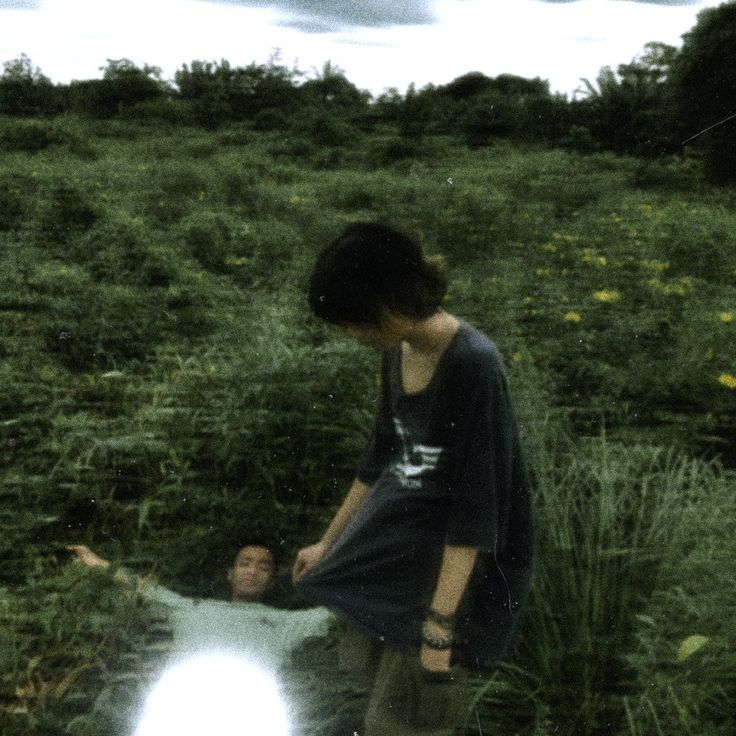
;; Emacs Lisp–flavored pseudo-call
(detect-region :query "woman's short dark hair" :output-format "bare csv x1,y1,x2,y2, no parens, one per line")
309,222,447,326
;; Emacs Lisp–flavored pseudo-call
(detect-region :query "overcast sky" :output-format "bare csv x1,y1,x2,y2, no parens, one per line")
0,0,727,97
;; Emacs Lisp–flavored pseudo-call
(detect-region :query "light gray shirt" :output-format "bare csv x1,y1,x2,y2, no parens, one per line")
140,583,334,671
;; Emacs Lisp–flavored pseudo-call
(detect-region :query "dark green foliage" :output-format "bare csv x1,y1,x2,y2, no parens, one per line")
143,161,209,224
2,113,736,736
364,135,423,167
220,168,259,208
179,211,235,272
471,442,736,736
574,44,679,158
0,173,35,230
174,58,300,128
670,2,736,183
293,108,361,147
299,65,369,114
252,107,289,131
41,283,160,370
0,119,64,152
68,60,167,119
36,182,99,245
74,216,175,286
0,54,59,116
0,565,168,736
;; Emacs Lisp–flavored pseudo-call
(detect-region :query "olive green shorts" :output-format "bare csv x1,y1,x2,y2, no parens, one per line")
338,626,471,736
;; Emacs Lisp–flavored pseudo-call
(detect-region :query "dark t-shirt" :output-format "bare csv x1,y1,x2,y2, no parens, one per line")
296,321,533,670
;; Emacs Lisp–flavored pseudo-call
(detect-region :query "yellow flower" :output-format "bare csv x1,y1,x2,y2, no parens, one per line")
717,373,736,389
512,352,524,363
592,290,621,303
563,311,582,323
535,267,553,277
643,260,670,273
719,312,735,323
224,256,249,267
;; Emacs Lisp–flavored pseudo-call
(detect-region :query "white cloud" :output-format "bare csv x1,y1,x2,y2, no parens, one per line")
0,0,727,96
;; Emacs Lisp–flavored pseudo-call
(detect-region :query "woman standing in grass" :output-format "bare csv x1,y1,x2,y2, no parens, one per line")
293,222,533,736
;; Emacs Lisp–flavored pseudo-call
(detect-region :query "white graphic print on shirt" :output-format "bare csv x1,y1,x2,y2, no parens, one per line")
392,418,445,489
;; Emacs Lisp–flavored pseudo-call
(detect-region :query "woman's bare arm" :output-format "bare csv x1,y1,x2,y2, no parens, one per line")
421,544,479,671
292,478,372,581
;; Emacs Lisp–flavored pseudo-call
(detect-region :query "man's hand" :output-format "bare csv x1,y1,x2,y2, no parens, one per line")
66,545,110,569
292,541,328,582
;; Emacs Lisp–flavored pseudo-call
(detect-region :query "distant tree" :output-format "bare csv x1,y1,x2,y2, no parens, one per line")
69,59,167,118
175,57,300,127
230,62,298,119
442,71,494,101
669,2,736,183
0,53,58,115
370,87,404,126
175,59,233,127
300,61,369,114
573,42,679,157
435,73,563,146
458,90,517,146
397,83,436,139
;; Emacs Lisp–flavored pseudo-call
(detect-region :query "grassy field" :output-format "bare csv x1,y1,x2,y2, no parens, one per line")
1,114,735,735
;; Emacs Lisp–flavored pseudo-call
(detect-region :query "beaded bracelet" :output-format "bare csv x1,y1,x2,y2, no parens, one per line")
421,620,454,650
425,607,456,630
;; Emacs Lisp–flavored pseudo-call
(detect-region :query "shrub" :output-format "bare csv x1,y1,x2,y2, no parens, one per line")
622,460,736,735
70,215,177,287
364,135,423,167
474,440,732,736
0,119,61,153
37,278,163,370
36,181,99,245
220,169,260,208
0,565,166,736
295,109,361,147
179,211,235,272
252,108,289,131
144,162,209,224
0,174,33,230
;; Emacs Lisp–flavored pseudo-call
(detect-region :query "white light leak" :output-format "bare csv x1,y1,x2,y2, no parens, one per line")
133,654,290,736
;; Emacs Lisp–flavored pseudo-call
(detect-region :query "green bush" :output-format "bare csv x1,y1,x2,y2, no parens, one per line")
0,565,166,736
0,174,34,230
474,440,733,736
73,215,175,286
39,281,162,370
179,211,235,272
0,119,62,152
3,112,736,736
144,162,210,224
36,182,99,245
622,460,736,735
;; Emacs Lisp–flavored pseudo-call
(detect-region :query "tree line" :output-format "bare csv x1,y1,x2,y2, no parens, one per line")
1,2,735,182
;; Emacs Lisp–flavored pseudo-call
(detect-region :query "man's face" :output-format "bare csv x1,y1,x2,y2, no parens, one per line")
227,545,275,603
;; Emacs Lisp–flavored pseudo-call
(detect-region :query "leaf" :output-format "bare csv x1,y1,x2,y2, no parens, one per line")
635,614,656,627
676,634,709,662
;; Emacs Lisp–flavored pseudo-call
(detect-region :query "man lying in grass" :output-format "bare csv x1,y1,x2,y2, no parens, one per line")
68,542,333,671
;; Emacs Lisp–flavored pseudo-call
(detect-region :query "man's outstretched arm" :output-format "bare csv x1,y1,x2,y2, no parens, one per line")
67,545,138,586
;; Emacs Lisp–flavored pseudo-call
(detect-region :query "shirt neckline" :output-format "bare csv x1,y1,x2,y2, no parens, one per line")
394,321,465,397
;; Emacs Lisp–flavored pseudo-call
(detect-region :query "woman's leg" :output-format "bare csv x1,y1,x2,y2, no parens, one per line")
337,621,383,684
364,648,471,736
